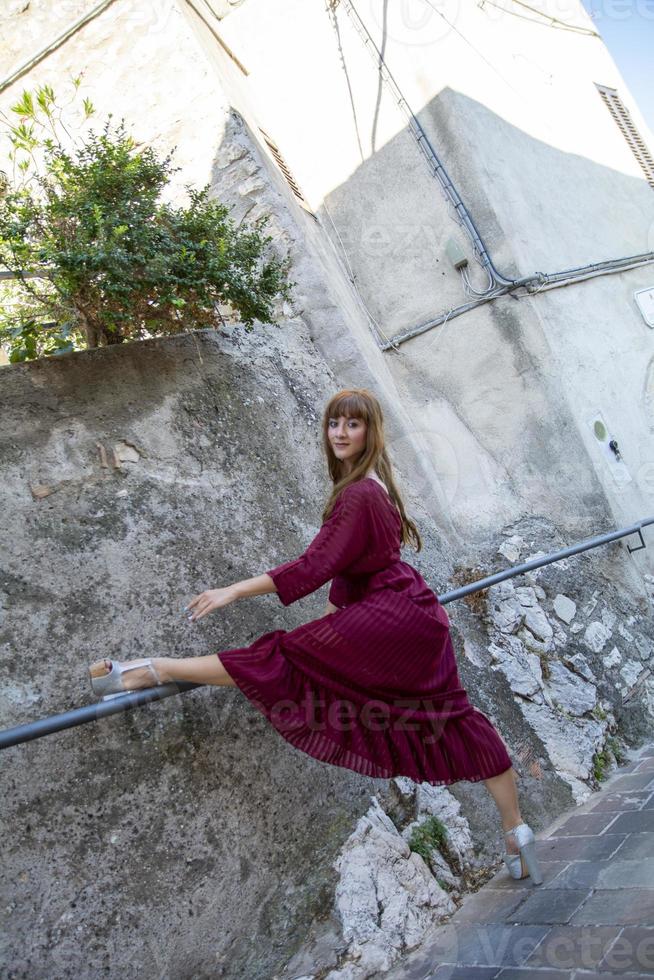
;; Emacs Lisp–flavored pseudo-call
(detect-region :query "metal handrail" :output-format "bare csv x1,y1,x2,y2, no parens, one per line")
1,514,652,750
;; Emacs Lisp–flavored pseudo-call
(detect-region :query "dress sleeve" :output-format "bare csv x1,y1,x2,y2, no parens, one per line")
266,486,370,606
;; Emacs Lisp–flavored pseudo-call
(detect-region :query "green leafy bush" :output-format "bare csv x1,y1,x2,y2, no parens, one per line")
0,84,292,362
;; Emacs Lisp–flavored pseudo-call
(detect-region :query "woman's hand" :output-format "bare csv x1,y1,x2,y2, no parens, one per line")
185,586,239,622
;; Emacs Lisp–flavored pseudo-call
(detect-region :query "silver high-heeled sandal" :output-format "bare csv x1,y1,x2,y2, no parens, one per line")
503,823,543,885
89,658,164,700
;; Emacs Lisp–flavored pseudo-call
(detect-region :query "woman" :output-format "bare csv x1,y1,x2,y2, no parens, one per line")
88,388,542,884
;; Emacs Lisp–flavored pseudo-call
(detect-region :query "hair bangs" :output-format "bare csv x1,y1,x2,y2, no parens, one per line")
327,391,371,423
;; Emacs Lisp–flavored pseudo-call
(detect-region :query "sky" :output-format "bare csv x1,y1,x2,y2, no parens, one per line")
581,0,654,134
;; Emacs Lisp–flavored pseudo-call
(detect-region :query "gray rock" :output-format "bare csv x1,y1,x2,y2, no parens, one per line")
515,586,539,607
553,594,576,624
519,701,605,801
601,608,617,631
618,624,635,644
414,784,475,873
562,652,596,683
583,621,612,653
488,581,524,634
489,638,543,698
583,591,600,617
523,605,554,643
517,626,552,656
636,634,653,662
619,660,645,691
545,660,597,716
331,797,455,978
603,647,622,669
498,535,524,562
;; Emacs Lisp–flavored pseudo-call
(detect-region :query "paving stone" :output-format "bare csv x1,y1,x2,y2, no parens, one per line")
613,833,654,861
493,969,573,979
609,811,654,834
570,889,654,926
576,975,654,979
554,813,619,836
641,794,654,809
640,748,654,757
589,792,650,812
523,924,621,970
608,774,654,793
486,861,570,888
452,887,531,924
597,926,654,974
536,835,625,862
542,859,654,890
427,968,499,979
635,759,654,773
575,973,654,979
398,923,550,969
508,889,591,925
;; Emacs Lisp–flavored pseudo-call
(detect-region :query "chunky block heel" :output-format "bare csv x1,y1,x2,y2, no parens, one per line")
503,823,543,885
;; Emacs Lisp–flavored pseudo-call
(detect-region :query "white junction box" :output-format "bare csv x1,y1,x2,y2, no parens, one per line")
635,287,654,328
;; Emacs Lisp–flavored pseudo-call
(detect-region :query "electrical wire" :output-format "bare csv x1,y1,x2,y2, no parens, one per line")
479,0,600,37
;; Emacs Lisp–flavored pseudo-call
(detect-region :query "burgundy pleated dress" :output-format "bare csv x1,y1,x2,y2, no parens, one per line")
218,477,513,785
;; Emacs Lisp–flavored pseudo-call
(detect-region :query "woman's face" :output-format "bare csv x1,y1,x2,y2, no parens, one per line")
327,415,368,471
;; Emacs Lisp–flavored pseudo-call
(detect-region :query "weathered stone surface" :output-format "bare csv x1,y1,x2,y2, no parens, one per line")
562,652,596,683
489,638,543,698
603,647,623,669
488,581,524,634
619,660,645,691
498,534,524,562
545,660,597,716
523,605,554,643
583,621,612,653
519,702,605,800
330,798,455,978
553,594,576,624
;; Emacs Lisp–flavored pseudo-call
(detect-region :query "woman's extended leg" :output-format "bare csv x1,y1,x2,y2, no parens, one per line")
91,654,237,690
484,767,522,851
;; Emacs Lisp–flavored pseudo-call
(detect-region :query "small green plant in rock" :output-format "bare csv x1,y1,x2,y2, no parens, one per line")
592,748,610,782
592,704,607,721
407,815,448,865
606,735,625,765
0,82,293,363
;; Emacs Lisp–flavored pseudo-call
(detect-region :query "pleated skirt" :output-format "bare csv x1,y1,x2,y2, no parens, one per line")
217,590,513,785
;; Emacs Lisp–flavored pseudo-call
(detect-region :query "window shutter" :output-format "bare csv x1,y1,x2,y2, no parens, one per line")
596,84,654,190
